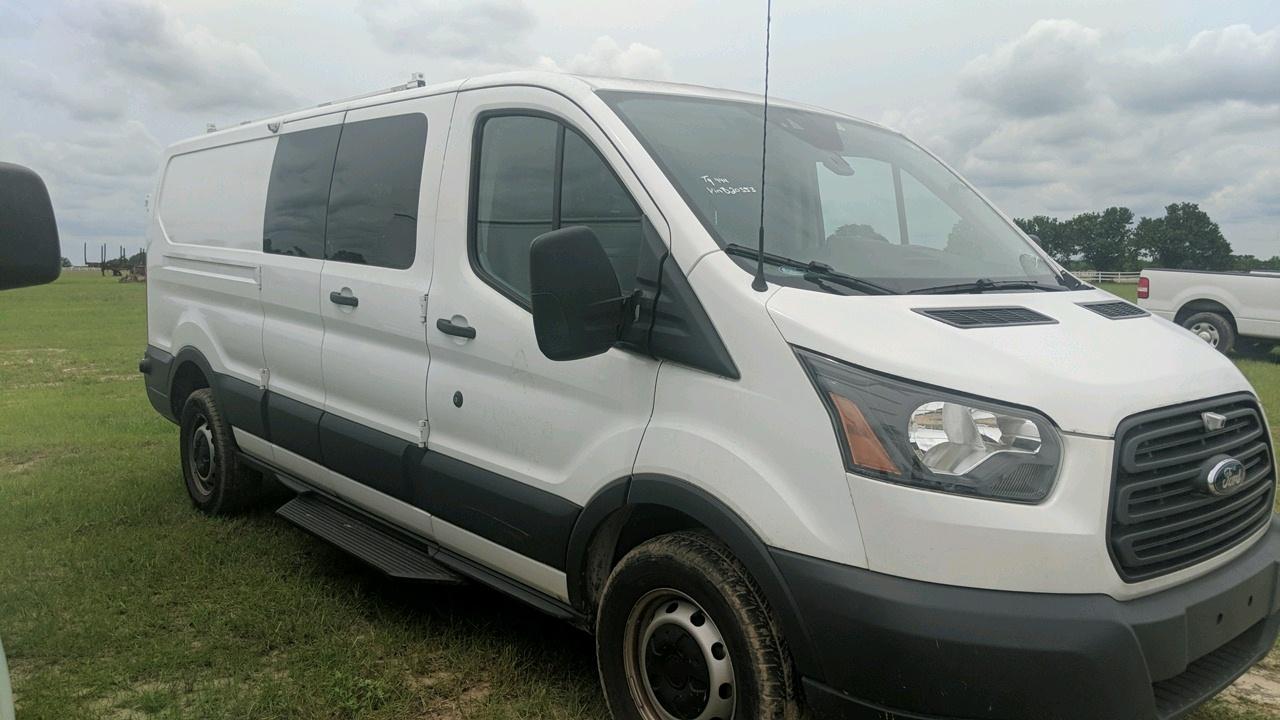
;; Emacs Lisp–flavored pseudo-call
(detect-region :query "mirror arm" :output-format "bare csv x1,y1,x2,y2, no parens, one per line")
619,289,644,338
586,289,645,341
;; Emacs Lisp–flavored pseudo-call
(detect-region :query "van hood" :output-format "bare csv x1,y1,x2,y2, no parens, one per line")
766,287,1254,437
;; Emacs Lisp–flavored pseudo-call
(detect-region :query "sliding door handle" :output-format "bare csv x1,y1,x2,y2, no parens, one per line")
329,291,358,307
436,318,476,339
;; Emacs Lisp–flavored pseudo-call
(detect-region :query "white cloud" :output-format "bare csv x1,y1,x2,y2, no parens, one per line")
1114,25,1280,112
1206,167,1280,224
63,0,302,113
959,19,1103,117
2,2,1274,260
356,2,671,82
1,121,161,244
537,36,672,80
357,0,537,63
895,20,1280,257
0,3,36,38
1,60,126,122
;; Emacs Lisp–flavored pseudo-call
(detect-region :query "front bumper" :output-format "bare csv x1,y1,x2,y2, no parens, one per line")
774,517,1280,720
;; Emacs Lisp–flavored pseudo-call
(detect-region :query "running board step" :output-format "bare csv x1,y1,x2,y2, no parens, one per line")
277,493,463,584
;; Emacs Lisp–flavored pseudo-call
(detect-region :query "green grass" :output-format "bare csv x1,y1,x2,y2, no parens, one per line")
0,273,1276,719
0,274,605,720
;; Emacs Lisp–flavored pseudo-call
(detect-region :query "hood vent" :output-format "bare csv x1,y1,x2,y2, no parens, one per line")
914,306,1057,328
1078,300,1149,319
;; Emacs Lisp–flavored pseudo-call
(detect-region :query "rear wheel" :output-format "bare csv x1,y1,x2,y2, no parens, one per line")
596,531,800,720
179,388,263,514
1182,311,1235,353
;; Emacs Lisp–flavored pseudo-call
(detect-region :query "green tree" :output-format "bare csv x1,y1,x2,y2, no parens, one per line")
1232,254,1280,272
1014,216,1074,263
1134,203,1233,270
1066,207,1137,271
60,257,72,268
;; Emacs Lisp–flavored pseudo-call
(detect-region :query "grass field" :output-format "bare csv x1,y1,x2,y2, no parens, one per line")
0,273,1277,719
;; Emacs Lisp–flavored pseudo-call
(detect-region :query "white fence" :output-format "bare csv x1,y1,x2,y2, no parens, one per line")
1072,270,1141,284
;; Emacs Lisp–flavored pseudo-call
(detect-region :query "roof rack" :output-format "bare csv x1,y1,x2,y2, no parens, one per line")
217,73,427,133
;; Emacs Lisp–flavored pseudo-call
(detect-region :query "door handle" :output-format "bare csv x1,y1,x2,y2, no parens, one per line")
329,291,358,307
436,318,476,339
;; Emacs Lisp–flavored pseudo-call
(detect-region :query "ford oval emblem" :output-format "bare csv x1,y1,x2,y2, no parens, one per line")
1203,455,1247,496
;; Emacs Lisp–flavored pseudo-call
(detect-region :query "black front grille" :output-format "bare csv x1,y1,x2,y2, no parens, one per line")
914,306,1056,328
1110,394,1275,582
1079,300,1149,319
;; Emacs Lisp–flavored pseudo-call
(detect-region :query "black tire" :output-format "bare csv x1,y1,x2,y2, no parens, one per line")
596,531,801,720
1181,311,1235,353
178,388,263,514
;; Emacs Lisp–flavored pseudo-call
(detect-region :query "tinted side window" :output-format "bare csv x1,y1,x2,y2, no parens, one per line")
474,116,558,298
263,125,341,258
325,114,428,269
472,115,644,303
560,129,643,292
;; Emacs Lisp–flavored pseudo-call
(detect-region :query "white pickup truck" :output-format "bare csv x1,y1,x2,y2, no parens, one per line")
1138,268,1280,353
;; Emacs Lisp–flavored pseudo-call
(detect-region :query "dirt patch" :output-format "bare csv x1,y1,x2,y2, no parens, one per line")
410,673,493,720
1219,660,1280,709
0,452,48,475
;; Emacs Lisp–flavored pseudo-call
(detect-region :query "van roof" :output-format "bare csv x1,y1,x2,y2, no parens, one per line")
171,70,886,154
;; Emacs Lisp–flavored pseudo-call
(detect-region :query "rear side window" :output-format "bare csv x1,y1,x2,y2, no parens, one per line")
161,139,276,251
325,114,428,269
263,125,341,258
472,114,643,303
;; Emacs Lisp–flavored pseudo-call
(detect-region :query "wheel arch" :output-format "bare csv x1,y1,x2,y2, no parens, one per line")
169,346,216,418
565,473,824,682
1175,298,1237,330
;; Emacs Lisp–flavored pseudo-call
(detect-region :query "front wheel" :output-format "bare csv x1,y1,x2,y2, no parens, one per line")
596,531,801,720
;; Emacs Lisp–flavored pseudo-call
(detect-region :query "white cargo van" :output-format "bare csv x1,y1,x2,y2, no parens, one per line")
141,72,1279,720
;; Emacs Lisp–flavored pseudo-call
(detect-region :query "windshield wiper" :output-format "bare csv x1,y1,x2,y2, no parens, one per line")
908,278,1067,295
723,243,895,296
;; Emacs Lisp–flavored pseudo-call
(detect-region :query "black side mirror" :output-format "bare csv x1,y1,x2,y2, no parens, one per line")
0,163,60,291
529,226,626,361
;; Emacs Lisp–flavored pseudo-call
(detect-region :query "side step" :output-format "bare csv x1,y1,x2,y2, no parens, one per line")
277,493,463,584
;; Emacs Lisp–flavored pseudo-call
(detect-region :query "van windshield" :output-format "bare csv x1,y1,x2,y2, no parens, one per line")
601,91,1071,295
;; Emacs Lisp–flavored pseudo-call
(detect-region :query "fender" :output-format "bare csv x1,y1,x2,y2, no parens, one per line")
565,473,825,684
160,346,266,437
171,345,215,390
142,344,215,423
1175,285,1240,321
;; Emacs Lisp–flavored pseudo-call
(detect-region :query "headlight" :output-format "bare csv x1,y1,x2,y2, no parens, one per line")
797,348,1062,503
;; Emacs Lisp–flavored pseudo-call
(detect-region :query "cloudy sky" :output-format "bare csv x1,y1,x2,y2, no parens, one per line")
3,0,1278,262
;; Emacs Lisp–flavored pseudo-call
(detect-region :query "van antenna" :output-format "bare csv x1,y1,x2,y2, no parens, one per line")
751,0,773,292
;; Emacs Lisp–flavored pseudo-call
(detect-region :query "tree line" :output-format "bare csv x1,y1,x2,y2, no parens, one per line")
1014,202,1279,273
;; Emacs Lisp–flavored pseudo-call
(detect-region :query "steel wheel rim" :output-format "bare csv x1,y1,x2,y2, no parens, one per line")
622,589,736,720
189,415,216,496
1190,321,1220,347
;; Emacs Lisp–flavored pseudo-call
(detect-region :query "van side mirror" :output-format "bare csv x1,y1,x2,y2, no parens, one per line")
529,226,626,361
0,163,61,291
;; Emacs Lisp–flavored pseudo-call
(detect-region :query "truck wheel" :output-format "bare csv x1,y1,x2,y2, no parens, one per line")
596,531,800,720
1182,311,1235,353
178,388,262,515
